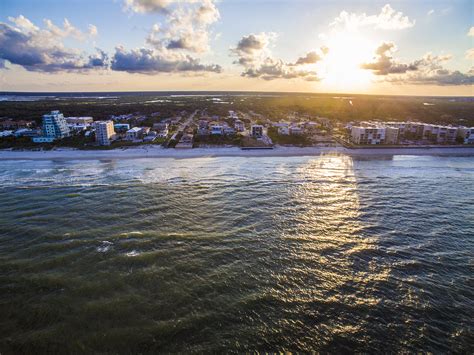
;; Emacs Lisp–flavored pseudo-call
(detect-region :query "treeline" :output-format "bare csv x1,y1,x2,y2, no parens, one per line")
1,94,473,126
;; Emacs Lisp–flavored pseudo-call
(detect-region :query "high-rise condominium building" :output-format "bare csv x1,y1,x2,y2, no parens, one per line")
32,110,71,143
95,121,116,146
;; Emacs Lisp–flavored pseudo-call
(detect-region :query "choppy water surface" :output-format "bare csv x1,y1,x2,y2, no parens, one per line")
0,154,473,353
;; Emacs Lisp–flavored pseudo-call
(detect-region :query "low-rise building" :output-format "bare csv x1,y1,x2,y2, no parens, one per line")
273,123,289,135
157,129,169,138
153,122,169,131
251,125,263,138
143,131,158,142
15,128,40,138
176,133,194,149
66,117,93,132
114,123,130,132
289,125,304,135
125,127,150,141
126,127,143,141
0,130,14,137
210,125,224,135
223,127,236,135
234,120,245,132
457,127,474,144
0,120,35,130
228,110,238,119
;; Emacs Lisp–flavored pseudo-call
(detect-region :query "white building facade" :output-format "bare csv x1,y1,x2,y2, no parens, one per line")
95,121,116,145
351,126,386,144
33,110,70,143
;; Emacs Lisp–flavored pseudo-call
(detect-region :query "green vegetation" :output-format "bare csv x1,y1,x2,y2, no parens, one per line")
1,93,473,127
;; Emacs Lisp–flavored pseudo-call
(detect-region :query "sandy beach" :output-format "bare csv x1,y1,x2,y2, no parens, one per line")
1,145,474,160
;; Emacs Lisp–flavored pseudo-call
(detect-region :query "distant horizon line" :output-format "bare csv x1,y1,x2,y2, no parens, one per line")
1,90,473,99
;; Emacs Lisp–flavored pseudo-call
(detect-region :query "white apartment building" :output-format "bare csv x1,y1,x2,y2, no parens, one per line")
351,126,386,144
422,125,458,144
32,110,70,143
385,126,399,144
95,121,116,145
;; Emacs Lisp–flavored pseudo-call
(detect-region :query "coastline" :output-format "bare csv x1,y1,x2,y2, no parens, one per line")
1,145,474,160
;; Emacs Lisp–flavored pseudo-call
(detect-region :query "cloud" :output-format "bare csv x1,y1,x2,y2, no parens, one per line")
231,33,327,81
361,42,418,75
362,43,474,85
242,57,320,81
465,48,474,60
123,0,172,13
113,1,221,74
0,16,107,72
7,15,38,32
427,9,435,16
294,48,328,65
230,32,276,66
331,4,415,30
146,0,220,53
468,26,474,37
88,24,98,37
111,46,221,74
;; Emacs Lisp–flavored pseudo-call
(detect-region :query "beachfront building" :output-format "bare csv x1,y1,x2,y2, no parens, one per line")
176,133,194,149
251,125,264,138
385,127,399,144
289,125,304,135
457,127,474,144
273,123,289,135
404,122,425,139
351,126,386,144
352,120,472,145
95,121,116,146
32,110,70,143
126,127,143,141
66,117,93,131
223,126,236,135
210,124,224,135
421,125,458,144
197,120,209,136
143,131,158,142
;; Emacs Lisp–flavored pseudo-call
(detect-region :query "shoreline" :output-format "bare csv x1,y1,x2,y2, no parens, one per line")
1,145,474,160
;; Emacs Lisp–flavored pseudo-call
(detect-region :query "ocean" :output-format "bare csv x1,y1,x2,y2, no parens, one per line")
0,154,473,352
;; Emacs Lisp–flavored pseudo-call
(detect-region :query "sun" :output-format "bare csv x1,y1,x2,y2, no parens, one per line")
319,31,375,90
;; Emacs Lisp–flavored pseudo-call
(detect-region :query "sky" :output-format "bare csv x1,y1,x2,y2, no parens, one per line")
0,0,473,95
